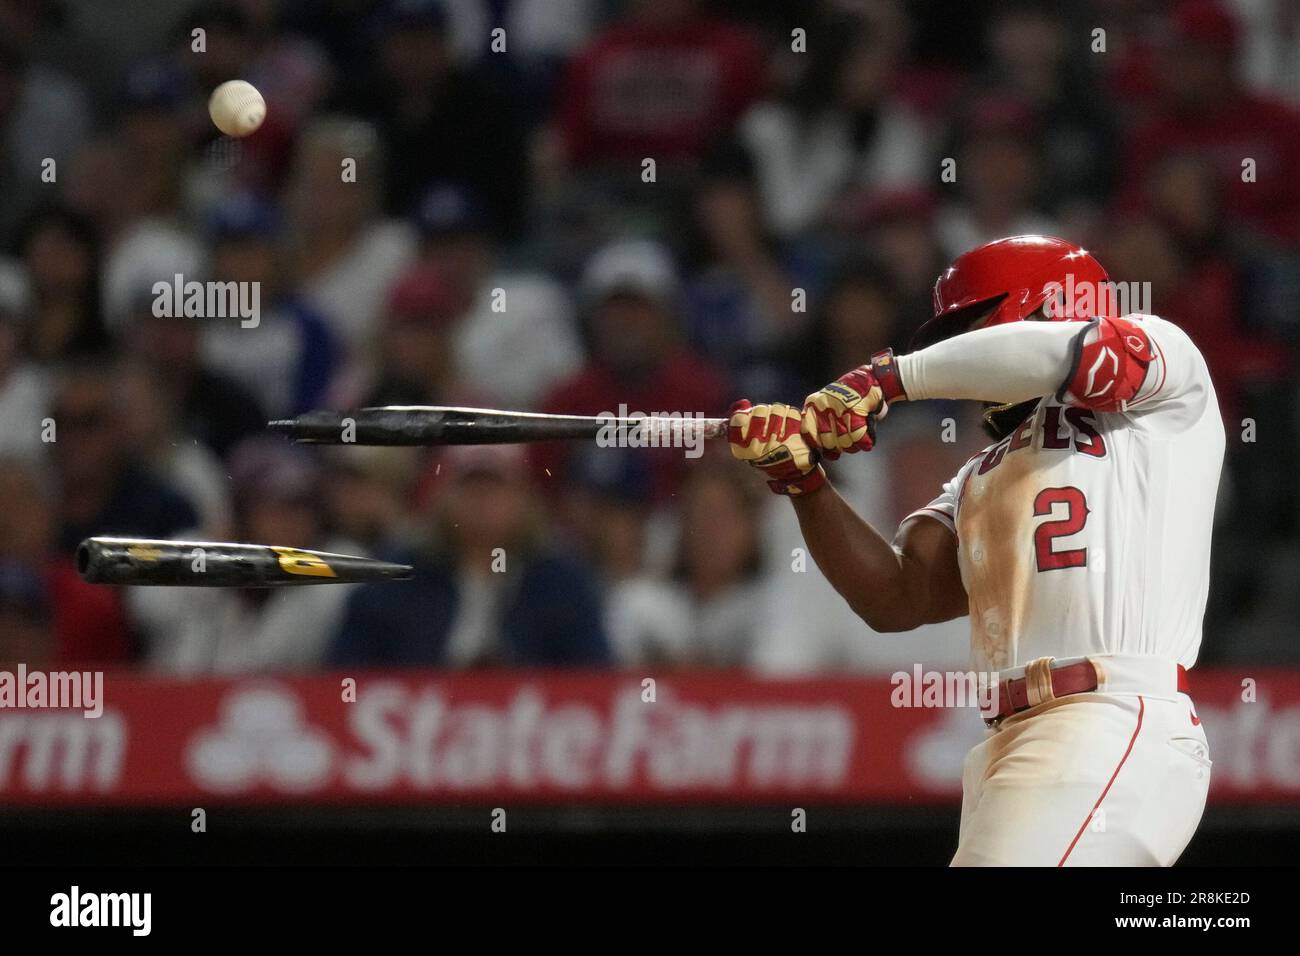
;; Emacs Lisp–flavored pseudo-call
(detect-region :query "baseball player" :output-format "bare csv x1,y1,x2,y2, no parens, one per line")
729,235,1223,866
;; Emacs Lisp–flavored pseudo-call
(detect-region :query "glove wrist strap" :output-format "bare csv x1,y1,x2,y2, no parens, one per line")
870,349,907,402
768,464,827,497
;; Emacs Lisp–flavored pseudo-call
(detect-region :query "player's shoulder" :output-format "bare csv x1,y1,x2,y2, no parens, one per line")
1116,312,1202,357
1116,313,1214,419
952,440,995,484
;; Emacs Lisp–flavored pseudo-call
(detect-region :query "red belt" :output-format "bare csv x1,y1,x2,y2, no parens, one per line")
987,661,1189,726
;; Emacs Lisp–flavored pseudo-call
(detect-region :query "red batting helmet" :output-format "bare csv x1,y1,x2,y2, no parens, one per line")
910,235,1113,350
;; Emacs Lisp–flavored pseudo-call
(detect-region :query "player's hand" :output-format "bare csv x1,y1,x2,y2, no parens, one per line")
728,400,827,497
801,364,888,460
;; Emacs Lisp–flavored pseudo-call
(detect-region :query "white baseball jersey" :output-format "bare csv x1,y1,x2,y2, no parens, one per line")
910,314,1225,674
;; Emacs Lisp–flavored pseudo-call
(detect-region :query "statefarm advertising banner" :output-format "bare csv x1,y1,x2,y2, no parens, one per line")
0,669,1298,805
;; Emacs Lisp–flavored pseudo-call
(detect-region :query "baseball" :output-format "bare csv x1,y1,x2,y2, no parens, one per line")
208,79,266,138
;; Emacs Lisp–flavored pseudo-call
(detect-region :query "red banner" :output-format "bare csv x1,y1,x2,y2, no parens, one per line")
0,669,1297,805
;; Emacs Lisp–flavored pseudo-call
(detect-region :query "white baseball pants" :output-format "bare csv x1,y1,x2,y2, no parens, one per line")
951,690,1210,866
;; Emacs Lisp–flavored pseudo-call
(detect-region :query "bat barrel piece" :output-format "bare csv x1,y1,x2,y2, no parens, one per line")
267,406,730,447
77,537,414,587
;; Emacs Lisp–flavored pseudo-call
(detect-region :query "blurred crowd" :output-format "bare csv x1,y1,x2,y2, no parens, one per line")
1,0,1298,675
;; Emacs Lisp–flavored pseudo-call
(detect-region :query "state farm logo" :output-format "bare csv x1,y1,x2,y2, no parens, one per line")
337,685,853,793
181,681,855,796
186,685,333,793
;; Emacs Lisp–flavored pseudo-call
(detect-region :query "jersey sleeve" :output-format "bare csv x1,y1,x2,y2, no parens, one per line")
905,471,961,534
1057,314,1211,427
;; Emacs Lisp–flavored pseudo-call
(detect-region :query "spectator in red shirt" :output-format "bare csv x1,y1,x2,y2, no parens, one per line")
1121,0,1300,247
554,0,764,170
537,238,729,504
0,457,133,667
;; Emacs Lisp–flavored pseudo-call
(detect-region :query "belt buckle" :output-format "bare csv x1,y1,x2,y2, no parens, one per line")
984,674,1015,728
985,658,1059,728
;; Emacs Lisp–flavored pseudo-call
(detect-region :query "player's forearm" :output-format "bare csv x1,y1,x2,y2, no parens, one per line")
895,321,1079,405
790,484,926,633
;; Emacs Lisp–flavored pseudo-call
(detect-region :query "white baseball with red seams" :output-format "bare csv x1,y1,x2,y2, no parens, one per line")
900,313,1224,865
208,79,266,138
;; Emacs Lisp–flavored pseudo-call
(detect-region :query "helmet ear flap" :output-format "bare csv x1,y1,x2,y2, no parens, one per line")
982,398,1039,439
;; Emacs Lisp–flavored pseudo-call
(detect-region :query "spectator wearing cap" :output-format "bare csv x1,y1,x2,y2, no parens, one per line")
432,0,598,112
933,92,1061,259
536,237,730,505
129,437,360,674
284,116,418,353
330,443,610,668
95,60,211,329
413,182,582,409
48,357,200,556
564,443,670,570
562,443,684,662
1120,0,1300,247
336,0,528,238
200,192,340,418
342,261,471,408
0,258,49,462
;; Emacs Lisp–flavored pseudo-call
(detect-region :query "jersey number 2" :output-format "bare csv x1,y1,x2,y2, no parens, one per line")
1033,487,1089,571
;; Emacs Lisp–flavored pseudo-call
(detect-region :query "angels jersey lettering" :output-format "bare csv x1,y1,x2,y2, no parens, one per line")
912,315,1224,674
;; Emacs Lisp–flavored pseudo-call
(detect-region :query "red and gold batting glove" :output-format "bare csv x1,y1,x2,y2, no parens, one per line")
728,400,827,497
800,349,906,460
